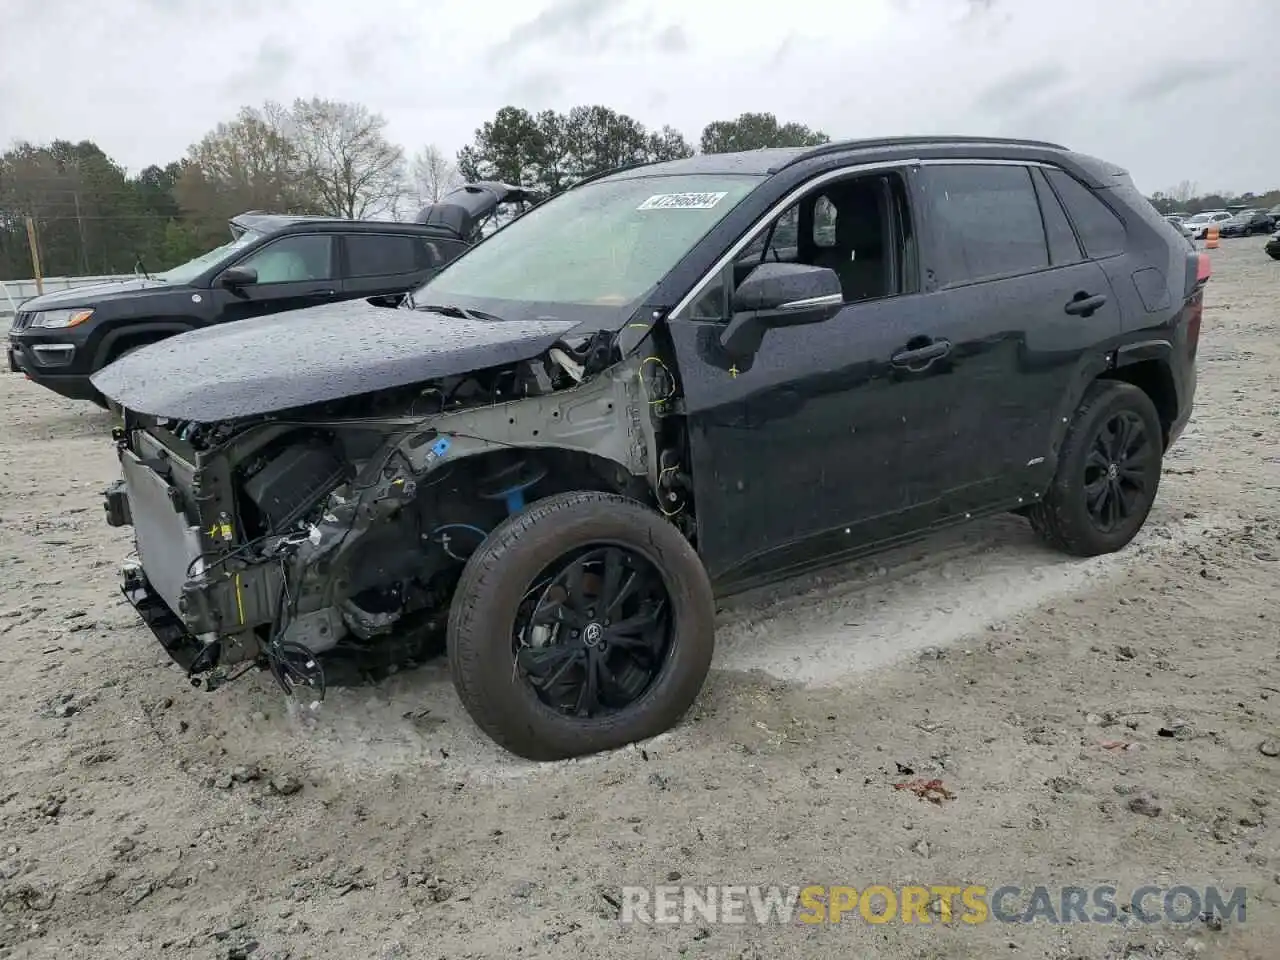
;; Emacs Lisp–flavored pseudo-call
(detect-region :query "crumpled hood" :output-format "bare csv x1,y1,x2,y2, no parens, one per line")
90,300,579,421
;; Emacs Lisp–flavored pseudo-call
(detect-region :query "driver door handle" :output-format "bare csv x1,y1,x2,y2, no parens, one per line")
891,338,952,367
1064,292,1107,316
302,287,337,297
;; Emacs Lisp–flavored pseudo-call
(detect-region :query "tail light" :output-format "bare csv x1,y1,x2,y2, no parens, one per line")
1188,252,1209,360
1186,294,1202,361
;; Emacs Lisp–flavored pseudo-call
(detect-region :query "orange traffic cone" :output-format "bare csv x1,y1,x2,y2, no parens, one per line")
1206,224,1219,249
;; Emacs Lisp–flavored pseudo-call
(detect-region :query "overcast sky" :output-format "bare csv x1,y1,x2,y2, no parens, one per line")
2,0,1276,195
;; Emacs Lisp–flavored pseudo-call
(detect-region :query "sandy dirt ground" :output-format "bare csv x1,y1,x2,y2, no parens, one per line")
1,239,1278,960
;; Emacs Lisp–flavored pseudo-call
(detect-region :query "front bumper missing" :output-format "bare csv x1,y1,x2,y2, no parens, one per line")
121,563,211,673
109,434,284,674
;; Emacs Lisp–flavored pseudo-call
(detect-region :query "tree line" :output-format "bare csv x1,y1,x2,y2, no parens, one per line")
1,97,1274,282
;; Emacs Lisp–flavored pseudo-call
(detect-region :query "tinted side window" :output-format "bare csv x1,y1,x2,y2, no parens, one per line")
1044,169,1126,259
922,164,1048,285
346,235,432,278
235,235,334,284
1030,167,1083,266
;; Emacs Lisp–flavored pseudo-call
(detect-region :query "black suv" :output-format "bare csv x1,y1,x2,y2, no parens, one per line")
1219,208,1276,237
7,181,533,406
92,136,1208,762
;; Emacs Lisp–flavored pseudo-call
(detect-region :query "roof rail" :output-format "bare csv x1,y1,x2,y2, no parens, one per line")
782,134,1068,168
565,158,664,192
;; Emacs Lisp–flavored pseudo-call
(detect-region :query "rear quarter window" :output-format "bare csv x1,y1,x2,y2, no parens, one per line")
346,234,431,278
1045,169,1127,259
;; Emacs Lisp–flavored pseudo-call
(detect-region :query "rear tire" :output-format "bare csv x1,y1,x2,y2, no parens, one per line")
447,491,715,761
1027,380,1163,557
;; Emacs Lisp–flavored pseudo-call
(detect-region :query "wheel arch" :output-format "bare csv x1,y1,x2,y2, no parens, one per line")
1101,346,1178,448
92,321,194,370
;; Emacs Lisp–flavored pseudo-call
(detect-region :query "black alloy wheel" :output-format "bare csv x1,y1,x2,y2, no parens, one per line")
1082,410,1158,534
515,545,672,717
1027,380,1164,557
447,490,715,761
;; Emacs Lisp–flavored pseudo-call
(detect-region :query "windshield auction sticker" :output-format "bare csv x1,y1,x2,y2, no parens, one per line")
637,192,728,211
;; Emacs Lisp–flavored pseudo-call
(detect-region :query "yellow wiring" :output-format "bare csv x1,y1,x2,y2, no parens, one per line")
640,355,676,404
657,464,682,517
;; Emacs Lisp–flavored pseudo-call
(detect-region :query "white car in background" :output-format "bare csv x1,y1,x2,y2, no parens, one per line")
1182,210,1233,240
1164,215,1193,239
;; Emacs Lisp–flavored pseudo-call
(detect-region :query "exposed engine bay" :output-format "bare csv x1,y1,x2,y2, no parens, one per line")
102,333,695,700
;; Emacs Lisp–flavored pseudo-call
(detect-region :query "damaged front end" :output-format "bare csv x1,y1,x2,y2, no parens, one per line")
101,333,690,700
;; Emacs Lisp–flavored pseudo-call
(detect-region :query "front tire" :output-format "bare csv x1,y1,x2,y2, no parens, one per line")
447,491,715,761
1027,380,1164,557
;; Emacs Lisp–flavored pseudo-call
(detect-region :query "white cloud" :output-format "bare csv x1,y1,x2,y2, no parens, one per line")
1,0,1275,193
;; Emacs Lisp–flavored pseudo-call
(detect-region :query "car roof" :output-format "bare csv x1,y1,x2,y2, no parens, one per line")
591,135,1130,190
229,212,455,236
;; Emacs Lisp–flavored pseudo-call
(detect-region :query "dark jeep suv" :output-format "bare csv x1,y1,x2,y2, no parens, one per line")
92,136,1209,761
8,181,533,407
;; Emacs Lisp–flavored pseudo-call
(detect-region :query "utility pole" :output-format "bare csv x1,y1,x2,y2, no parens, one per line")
24,216,44,295
73,191,90,275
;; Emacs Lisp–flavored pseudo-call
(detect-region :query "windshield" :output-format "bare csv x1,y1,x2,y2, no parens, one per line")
159,228,265,284
415,174,763,315
1186,213,1212,222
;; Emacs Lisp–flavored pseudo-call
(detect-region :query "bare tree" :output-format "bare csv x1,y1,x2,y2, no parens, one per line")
411,144,462,206
286,98,407,219
1170,180,1198,206
177,104,314,224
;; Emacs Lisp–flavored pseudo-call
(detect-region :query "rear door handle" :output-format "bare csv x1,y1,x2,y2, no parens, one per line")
1064,291,1107,316
891,338,952,368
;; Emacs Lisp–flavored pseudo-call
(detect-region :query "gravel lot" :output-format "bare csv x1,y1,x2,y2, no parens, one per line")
1,239,1278,960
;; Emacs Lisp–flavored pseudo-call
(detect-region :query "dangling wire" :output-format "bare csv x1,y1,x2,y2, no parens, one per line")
640,355,676,404
657,464,683,517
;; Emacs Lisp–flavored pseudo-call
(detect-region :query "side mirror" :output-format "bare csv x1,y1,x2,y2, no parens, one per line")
218,265,258,288
719,262,843,359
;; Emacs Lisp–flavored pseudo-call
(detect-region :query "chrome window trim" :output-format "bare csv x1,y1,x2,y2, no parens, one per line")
669,159,917,320
778,293,843,311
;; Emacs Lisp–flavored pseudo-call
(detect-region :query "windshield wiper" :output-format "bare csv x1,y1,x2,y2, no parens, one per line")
421,303,507,323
